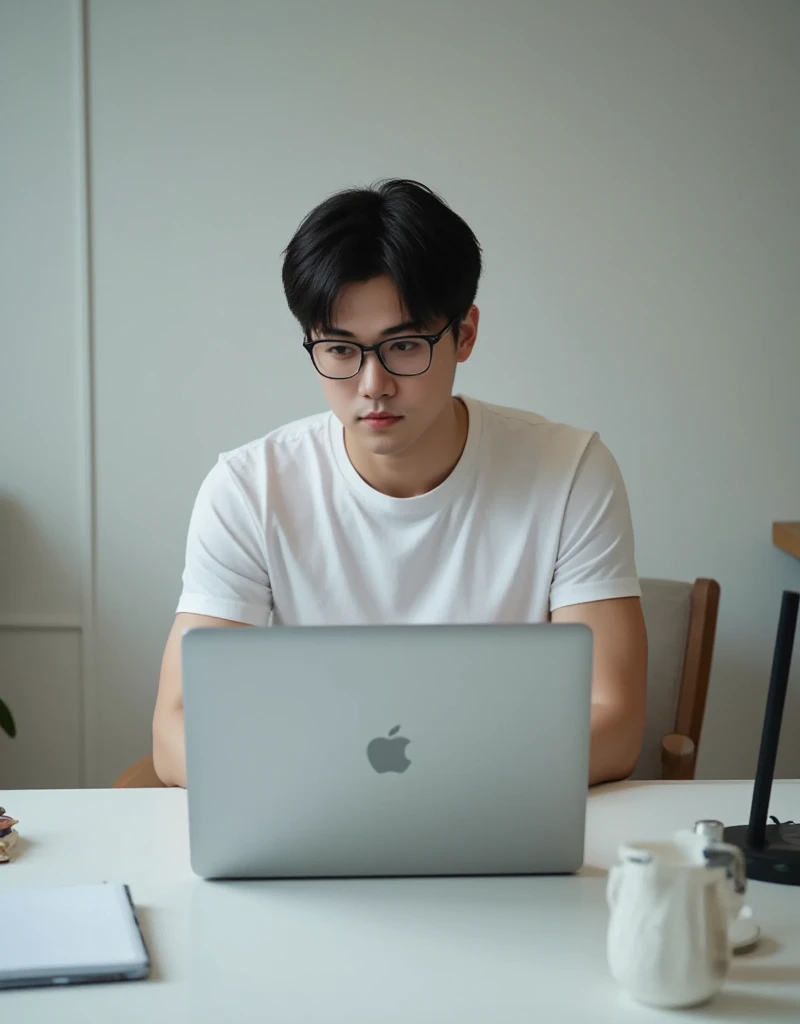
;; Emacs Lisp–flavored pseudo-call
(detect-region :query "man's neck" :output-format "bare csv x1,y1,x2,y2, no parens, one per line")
344,397,469,499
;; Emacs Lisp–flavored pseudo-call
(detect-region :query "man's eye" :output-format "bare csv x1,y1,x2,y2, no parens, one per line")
388,339,423,353
323,344,357,357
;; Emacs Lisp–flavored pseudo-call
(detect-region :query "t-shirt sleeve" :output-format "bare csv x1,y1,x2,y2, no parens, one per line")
549,435,641,613
175,457,272,627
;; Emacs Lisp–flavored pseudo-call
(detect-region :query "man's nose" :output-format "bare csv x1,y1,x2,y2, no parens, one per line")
358,352,396,398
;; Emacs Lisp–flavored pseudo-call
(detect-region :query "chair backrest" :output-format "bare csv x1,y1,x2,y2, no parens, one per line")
631,577,720,780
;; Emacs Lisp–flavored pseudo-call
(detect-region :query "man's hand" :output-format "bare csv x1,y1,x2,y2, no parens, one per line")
153,612,249,787
552,596,647,785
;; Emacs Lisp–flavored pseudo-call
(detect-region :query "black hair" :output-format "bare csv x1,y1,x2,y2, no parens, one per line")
282,179,482,336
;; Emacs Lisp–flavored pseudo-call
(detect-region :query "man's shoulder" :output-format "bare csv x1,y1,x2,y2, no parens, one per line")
474,398,596,454
218,410,333,472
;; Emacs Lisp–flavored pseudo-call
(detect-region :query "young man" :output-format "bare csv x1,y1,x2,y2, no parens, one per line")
153,179,647,788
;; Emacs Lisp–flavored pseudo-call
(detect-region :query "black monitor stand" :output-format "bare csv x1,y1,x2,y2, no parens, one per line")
724,590,800,885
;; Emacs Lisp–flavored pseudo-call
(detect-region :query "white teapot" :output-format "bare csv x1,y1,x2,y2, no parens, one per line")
606,828,746,1008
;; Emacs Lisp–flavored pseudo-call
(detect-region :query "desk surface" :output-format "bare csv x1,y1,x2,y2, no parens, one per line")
0,781,799,1022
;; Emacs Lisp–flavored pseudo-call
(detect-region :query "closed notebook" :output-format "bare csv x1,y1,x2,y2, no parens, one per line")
0,882,150,989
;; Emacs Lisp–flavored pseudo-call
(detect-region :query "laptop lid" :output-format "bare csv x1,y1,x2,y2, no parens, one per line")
182,623,592,879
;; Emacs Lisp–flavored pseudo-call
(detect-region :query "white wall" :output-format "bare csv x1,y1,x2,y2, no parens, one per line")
0,0,87,786
6,0,800,786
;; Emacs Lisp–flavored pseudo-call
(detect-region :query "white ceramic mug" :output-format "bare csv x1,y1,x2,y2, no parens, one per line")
607,838,732,1008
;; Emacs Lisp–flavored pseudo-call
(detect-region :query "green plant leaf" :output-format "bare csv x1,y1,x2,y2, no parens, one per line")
0,699,16,739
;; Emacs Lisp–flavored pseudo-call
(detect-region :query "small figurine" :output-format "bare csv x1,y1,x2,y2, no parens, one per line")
0,807,19,863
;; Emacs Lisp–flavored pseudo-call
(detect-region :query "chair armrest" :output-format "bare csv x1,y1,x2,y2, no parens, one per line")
113,754,166,789
661,733,697,781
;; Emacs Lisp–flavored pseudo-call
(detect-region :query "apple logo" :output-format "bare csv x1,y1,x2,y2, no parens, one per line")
367,725,411,774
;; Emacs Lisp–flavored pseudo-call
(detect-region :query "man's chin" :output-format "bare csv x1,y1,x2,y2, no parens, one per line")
361,436,408,455
351,421,412,455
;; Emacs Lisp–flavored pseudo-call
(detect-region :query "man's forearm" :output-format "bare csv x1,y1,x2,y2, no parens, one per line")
589,702,642,786
152,707,187,788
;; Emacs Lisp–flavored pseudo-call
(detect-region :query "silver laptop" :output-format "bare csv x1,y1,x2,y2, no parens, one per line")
182,623,592,879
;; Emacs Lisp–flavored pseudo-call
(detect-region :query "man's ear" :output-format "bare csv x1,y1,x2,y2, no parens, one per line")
455,305,479,363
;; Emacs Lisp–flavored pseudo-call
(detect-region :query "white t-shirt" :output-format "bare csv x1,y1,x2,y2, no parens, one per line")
176,396,640,627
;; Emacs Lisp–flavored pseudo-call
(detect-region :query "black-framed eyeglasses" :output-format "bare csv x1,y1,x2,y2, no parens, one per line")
303,318,457,380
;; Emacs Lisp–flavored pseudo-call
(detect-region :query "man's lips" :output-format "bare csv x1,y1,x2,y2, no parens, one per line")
361,413,403,429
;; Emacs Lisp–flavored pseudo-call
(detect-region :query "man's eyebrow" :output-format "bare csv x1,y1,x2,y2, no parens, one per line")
318,320,424,338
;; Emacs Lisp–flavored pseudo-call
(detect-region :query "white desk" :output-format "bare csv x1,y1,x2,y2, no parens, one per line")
0,781,798,1022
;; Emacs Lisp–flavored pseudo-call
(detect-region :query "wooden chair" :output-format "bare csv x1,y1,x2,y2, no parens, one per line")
634,577,721,781
114,577,720,788
113,753,165,788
